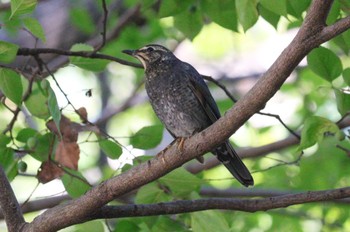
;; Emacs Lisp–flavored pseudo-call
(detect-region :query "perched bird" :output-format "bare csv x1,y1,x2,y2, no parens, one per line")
123,44,254,187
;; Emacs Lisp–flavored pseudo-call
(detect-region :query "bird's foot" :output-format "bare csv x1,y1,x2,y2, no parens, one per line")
176,137,186,152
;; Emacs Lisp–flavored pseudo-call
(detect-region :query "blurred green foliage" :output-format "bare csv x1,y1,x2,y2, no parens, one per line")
1,0,350,231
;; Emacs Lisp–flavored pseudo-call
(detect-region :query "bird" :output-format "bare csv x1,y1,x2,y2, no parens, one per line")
123,44,254,187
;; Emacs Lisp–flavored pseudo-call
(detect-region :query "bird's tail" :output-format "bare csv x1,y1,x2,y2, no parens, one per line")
213,141,254,187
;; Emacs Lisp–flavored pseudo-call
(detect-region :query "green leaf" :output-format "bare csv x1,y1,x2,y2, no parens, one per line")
23,17,46,42
258,4,280,29
235,0,258,31
70,44,109,72
10,0,37,19
260,0,287,16
116,220,140,232
343,68,350,86
200,0,238,31
135,182,172,204
332,29,350,55
48,86,61,135
298,136,346,189
0,68,23,105
326,0,340,25
30,133,55,161
0,148,18,181
0,135,11,147
334,89,350,116
73,221,104,232
191,211,230,232
286,0,311,18
0,41,19,63
61,170,91,198
298,116,341,151
16,128,38,143
152,216,187,232
130,125,163,150
158,0,194,18
24,81,50,119
307,47,343,82
98,139,122,159
159,168,202,198
340,0,350,12
70,7,96,35
174,5,203,40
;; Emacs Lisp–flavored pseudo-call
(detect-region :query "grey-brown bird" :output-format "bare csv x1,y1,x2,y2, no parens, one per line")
123,44,253,187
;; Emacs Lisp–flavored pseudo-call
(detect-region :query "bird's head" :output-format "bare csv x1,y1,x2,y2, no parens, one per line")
123,44,175,69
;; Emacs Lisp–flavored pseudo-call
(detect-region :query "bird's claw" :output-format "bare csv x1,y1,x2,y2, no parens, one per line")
176,137,186,152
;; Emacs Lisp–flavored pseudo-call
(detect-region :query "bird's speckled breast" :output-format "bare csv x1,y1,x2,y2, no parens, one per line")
145,62,211,138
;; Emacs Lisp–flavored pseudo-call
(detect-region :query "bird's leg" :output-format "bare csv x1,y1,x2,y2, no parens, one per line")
176,137,186,152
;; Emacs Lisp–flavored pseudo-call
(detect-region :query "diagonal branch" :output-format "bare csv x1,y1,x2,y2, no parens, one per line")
321,15,350,40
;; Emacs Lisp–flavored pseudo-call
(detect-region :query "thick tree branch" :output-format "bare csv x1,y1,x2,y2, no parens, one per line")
85,186,350,219
0,167,26,232
199,187,350,204
0,195,71,220
5,186,350,220
321,15,350,40
20,1,350,231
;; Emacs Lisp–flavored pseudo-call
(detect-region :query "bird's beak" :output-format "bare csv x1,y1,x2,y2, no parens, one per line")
122,49,147,69
122,49,136,56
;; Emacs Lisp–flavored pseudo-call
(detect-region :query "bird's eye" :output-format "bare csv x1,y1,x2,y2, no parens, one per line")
146,47,154,52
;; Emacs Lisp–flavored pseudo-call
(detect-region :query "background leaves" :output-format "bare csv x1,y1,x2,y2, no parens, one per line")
10,0,37,19
0,0,350,231
130,125,163,150
0,41,19,63
0,68,23,106
307,46,343,82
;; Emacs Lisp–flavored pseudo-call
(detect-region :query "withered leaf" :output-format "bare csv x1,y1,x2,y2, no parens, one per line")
37,161,63,184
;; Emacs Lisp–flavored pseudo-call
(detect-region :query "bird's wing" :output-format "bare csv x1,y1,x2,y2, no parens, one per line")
183,64,221,123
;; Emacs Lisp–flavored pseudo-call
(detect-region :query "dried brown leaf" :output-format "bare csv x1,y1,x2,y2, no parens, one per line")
37,161,63,184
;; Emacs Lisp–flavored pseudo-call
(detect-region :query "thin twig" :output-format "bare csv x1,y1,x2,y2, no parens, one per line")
258,111,301,139
17,48,142,68
202,75,238,102
203,74,300,139
41,60,129,154
94,0,108,52
2,71,37,134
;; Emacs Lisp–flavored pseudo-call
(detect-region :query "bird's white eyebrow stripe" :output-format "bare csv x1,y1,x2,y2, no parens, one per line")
139,46,150,51
139,45,169,52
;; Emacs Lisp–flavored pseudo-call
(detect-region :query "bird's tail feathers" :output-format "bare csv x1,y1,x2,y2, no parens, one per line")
214,142,254,187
